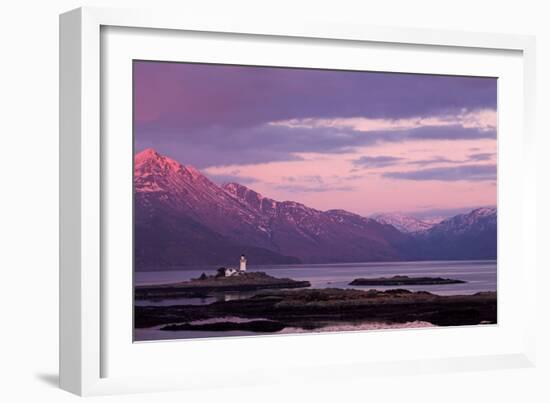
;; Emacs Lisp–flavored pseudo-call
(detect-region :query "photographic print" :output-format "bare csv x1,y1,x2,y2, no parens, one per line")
133,61,497,341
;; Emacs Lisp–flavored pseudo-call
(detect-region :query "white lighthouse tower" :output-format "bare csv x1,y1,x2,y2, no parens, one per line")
239,254,247,272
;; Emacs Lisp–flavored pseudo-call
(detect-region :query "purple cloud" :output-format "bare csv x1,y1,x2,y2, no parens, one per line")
136,123,495,168
276,184,355,193
408,152,495,167
134,61,497,169
135,60,496,132
405,125,496,141
353,155,404,168
383,164,496,182
468,152,494,161
408,156,461,166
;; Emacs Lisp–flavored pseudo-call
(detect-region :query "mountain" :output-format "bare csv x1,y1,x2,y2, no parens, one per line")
371,213,436,233
134,149,301,269
427,207,496,235
135,148,276,249
134,149,497,268
134,149,408,269
409,207,497,260
223,182,408,263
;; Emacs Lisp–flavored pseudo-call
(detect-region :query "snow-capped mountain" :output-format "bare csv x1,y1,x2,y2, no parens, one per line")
134,149,407,269
135,148,273,249
409,207,497,260
427,207,497,236
371,213,436,233
134,149,497,269
135,149,299,268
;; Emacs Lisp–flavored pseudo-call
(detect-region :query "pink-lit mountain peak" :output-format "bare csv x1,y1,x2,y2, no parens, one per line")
136,147,160,160
134,148,206,190
136,147,176,170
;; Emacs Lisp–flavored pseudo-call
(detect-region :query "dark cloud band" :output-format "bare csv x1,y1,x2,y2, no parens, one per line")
135,61,497,132
353,155,404,168
382,164,496,182
136,124,496,168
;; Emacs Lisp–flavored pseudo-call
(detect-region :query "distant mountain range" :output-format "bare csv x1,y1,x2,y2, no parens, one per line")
409,207,497,260
370,213,437,233
134,149,497,270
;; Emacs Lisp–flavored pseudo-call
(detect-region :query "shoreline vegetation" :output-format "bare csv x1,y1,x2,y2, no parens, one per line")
134,271,497,336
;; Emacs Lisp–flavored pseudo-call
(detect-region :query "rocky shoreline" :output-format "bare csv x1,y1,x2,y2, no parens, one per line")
135,288,497,332
349,275,465,286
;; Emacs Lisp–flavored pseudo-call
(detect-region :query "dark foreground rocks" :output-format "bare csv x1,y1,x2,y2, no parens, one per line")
350,275,466,286
161,320,286,333
135,271,311,300
135,288,497,331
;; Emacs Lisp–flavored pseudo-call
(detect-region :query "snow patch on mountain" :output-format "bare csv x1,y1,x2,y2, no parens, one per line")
428,207,497,236
371,213,435,233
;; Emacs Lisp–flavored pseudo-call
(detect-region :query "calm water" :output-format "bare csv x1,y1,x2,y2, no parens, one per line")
135,260,496,341
135,260,497,296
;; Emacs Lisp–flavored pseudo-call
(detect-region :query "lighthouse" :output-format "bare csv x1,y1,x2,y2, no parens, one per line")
239,254,247,272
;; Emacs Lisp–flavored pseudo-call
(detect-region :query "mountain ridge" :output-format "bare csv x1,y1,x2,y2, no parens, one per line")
134,149,497,269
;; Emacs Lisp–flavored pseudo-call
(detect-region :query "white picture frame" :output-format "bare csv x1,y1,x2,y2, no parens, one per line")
59,6,537,396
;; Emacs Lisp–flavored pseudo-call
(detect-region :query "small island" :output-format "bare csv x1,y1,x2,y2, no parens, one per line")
136,255,310,301
349,275,466,286
135,271,311,300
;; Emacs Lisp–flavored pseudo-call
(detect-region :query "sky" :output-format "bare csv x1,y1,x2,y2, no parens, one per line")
134,61,497,220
